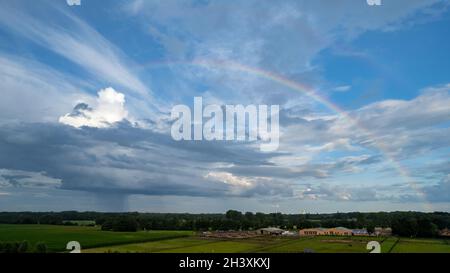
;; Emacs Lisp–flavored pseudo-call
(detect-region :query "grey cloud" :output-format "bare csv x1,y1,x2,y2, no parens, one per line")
280,85,450,160
401,175,450,203
421,175,450,203
296,182,413,203
298,175,450,204
353,85,450,132
0,122,289,200
298,184,380,202
223,154,382,180
0,169,61,189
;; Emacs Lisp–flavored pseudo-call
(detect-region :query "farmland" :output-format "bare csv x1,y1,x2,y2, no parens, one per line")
1,224,447,253
391,238,450,253
81,235,433,253
0,224,193,252
84,235,450,253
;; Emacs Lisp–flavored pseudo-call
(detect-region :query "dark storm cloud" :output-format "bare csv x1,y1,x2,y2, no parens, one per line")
0,121,290,198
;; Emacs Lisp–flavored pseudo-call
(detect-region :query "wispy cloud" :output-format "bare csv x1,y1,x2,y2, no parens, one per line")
0,54,93,123
0,3,153,100
334,85,352,92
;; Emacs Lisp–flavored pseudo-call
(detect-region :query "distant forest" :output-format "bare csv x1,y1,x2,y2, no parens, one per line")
1,211,449,238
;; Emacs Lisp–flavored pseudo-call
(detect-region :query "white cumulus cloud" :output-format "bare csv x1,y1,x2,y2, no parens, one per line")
205,172,253,187
59,87,129,128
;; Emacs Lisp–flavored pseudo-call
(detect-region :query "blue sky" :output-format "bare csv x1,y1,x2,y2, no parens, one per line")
0,0,449,213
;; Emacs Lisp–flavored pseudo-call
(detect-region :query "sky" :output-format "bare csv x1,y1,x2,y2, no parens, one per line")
0,0,449,213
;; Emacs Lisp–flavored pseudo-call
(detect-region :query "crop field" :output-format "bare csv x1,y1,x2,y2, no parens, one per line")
0,224,193,252
1,224,449,253
85,235,450,253
255,236,377,253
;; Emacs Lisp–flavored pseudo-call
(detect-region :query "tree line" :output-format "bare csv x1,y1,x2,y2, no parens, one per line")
0,210,449,237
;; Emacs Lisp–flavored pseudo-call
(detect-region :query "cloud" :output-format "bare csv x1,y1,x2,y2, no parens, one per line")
305,138,357,152
280,84,450,159
297,183,381,202
66,0,81,6
401,175,450,203
223,154,382,180
354,84,450,131
120,0,447,124
421,175,450,203
59,87,129,128
341,84,450,159
204,171,292,197
0,1,448,211
0,2,155,102
334,85,352,92
124,0,443,74
0,169,62,189
0,121,287,205
0,80,447,208
205,172,253,188
0,54,93,123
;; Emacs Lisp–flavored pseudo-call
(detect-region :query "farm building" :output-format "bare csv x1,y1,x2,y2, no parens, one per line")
352,229,369,236
374,227,392,236
299,228,328,236
327,227,352,236
439,228,450,237
257,227,285,235
281,231,297,236
299,227,353,236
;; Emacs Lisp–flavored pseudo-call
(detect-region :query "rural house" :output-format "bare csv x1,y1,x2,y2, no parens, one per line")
257,227,285,235
374,227,392,236
439,228,450,237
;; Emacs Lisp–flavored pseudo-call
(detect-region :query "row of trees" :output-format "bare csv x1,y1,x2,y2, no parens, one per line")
1,211,449,237
100,216,139,232
391,217,441,237
0,241,47,253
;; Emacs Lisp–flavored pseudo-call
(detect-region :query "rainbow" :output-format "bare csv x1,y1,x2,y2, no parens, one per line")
137,59,433,211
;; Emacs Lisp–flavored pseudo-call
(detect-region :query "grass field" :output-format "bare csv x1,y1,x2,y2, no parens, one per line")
84,237,298,253
85,235,450,253
391,238,450,253
256,236,375,253
1,224,449,253
0,224,193,252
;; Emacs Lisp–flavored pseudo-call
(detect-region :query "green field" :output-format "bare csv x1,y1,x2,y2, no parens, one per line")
0,224,193,252
1,224,449,253
84,237,298,253
391,238,450,253
256,236,375,253
85,235,450,253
